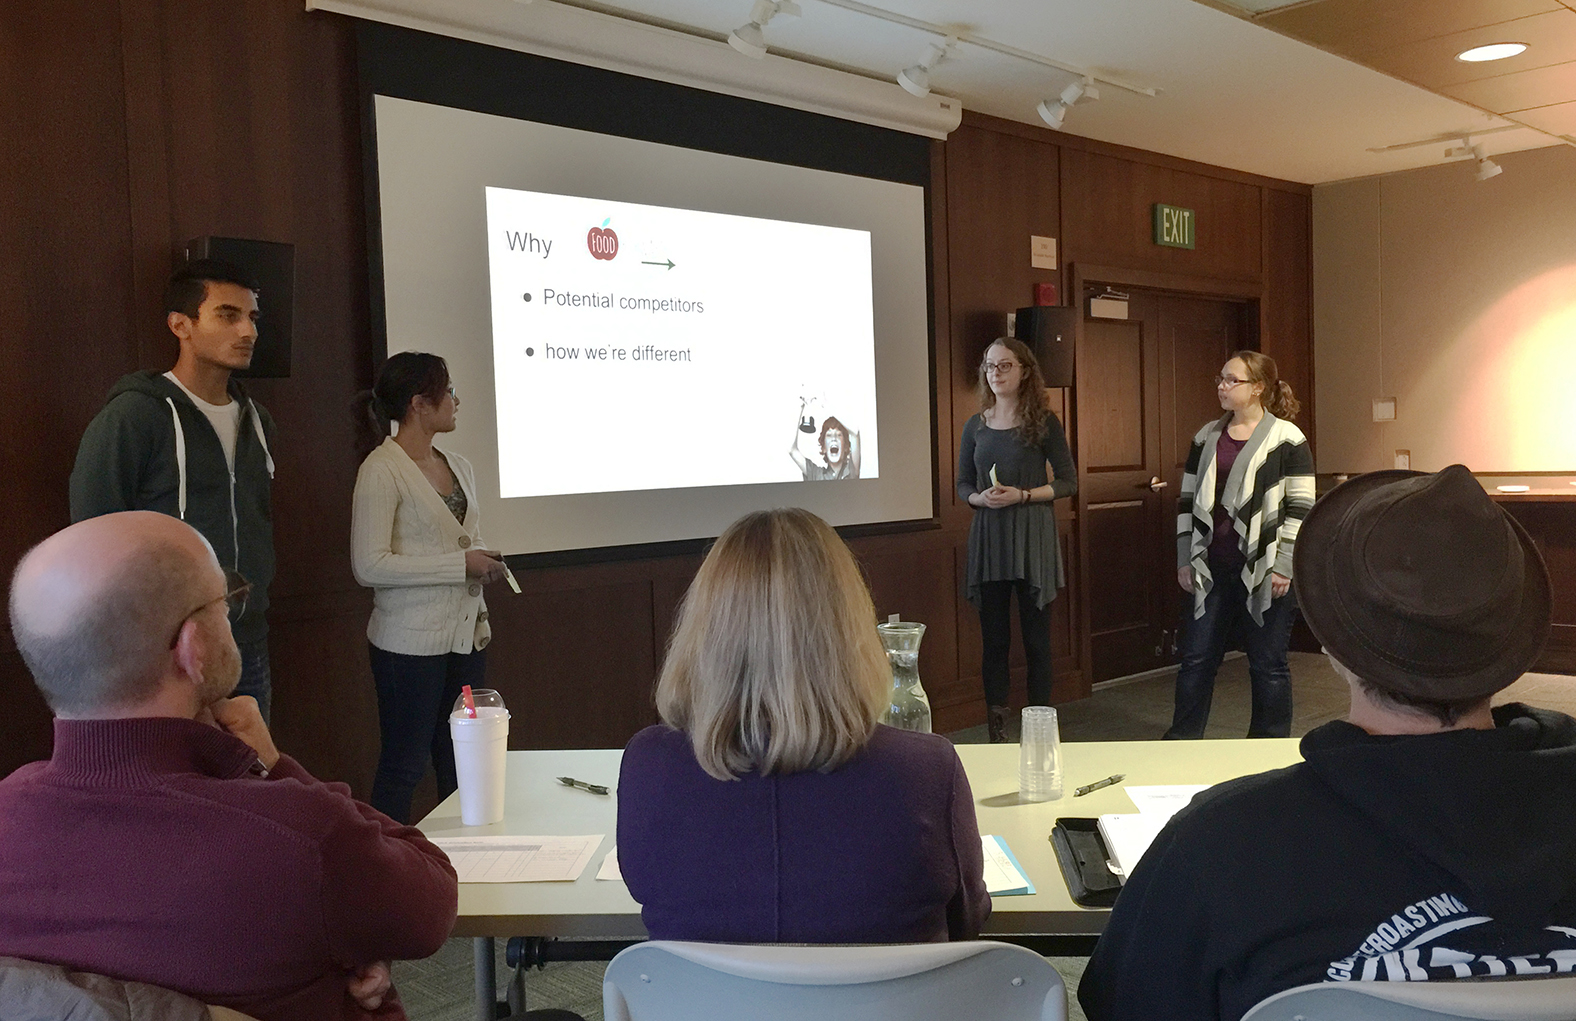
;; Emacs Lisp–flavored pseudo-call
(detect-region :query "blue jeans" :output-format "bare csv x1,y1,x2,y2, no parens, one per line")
234,638,272,724
368,643,490,824
1165,564,1297,739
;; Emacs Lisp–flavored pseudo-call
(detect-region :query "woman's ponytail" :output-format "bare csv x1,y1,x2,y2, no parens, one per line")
1233,350,1300,420
352,388,390,456
1267,379,1301,420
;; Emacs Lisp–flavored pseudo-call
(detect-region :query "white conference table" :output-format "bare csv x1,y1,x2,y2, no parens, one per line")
418,739,1303,1018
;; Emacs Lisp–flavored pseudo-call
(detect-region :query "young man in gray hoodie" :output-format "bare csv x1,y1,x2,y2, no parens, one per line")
70,260,277,720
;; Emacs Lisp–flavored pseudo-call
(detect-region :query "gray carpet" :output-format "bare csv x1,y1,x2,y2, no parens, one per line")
395,656,1576,1020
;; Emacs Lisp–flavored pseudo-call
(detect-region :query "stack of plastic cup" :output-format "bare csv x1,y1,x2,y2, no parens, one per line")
449,688,510,825
1019,705,1063,802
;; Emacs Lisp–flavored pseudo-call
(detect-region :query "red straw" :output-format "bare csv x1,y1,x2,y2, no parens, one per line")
461,685,477,718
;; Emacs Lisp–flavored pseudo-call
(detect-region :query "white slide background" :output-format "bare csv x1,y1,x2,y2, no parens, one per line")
374,95,931,555
485,187,878,497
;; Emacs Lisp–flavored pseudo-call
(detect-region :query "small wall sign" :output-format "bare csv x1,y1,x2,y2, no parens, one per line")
1153,204,1195,249
1030,235,1057,269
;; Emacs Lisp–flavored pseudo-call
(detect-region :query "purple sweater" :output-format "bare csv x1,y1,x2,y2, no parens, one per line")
617,724,990,943
0,718,458,1021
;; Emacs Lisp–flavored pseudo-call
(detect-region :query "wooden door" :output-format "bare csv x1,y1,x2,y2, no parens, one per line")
1080,291,1244,683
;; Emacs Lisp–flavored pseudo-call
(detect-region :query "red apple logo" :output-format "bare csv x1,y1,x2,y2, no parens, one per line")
587,218,618,261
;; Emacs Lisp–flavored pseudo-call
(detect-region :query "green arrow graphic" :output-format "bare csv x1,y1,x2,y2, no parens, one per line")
641,259,676,270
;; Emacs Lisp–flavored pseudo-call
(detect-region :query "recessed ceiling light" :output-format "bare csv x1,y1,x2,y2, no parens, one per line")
1456,42,1528,62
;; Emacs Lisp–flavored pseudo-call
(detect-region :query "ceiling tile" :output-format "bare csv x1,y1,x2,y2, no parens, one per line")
1366,10,1576,88
1510,98,1576,131
1258,0,1562,56
1441,58,1576,109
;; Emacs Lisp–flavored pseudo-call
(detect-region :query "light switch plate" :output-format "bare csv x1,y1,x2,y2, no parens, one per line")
1394,450,1411,470
1373,398,1396,422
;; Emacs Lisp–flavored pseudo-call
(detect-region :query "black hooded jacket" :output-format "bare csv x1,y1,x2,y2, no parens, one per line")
1079,704,1576,1021
69,372,276,643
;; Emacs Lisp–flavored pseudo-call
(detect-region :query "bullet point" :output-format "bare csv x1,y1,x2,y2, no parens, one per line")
523,293,532,302
525,347,535,357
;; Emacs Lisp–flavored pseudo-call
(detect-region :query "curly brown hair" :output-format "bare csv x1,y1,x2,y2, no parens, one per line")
976,337,1049,447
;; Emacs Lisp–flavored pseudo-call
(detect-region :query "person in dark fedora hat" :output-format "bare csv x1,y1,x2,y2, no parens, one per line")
1081,464,1576,1021
1295,463,1550,714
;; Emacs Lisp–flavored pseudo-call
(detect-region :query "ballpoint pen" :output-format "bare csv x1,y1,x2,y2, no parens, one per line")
557,776,610,796
1074,773,1125,797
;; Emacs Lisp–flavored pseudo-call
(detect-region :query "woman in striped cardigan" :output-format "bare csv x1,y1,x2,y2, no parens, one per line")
1169,351,1314,739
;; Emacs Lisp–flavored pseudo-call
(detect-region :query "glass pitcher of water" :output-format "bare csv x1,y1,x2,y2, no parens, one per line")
877,620,932,734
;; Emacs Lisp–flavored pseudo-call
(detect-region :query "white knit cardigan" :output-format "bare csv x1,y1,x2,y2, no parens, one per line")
1176,412,1315,626
351,437,492,656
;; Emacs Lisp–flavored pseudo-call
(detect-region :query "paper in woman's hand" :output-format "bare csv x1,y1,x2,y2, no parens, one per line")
989,464,1000,489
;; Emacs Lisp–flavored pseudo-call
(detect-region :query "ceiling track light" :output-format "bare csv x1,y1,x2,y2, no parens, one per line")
897,37,954,98
1444,136,1503,181
728,0,801,59
812,0,1156,101
1038,75,1098,130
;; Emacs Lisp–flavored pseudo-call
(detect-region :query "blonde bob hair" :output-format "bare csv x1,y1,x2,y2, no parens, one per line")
655,508,890,781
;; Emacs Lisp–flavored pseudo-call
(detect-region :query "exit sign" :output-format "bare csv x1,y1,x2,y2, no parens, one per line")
1154,204,1196,249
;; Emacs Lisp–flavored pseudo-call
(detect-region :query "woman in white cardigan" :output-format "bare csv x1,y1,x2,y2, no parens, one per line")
351,352,507,823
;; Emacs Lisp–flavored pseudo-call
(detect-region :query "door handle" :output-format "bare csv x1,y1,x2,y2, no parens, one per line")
1148,477,1168,492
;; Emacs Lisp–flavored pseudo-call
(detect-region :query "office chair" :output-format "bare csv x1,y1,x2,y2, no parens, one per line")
0,956,262,1020
603,940,1065,1021
1242,976,1576,1021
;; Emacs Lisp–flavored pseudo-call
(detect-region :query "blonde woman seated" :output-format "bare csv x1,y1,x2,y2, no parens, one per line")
617,508,990,943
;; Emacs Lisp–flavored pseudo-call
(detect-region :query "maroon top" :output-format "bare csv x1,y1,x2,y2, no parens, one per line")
617,724,991,944
1209,431,1248,569
0,718,458,1021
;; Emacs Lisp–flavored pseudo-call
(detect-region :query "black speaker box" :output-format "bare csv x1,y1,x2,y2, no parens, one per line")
1015,305,1076,388
183,237,295,378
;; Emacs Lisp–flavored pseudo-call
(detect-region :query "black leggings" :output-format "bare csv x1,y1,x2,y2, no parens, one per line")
979,579,1054,707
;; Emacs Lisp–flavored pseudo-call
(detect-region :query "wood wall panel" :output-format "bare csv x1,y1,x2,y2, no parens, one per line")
0,13,1313,781
1062,148,1264,284
861,543,962,707
490,580,660,749
1262,188,1316,451
1503,501,1576,673
0,0,138,770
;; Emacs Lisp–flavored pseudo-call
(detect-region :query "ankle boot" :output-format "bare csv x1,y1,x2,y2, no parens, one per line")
987,704,1009,744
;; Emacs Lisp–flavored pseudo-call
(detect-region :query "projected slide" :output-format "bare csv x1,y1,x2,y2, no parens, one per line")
485,186,878,499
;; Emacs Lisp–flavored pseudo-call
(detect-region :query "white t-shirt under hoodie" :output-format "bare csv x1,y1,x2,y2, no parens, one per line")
164,371,240,470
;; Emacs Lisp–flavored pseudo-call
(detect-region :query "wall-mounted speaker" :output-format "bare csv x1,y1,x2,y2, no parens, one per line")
1015,305,1076,388
183,237,295,379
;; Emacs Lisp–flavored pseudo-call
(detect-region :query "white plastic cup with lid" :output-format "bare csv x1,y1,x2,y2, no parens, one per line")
449,688,510,825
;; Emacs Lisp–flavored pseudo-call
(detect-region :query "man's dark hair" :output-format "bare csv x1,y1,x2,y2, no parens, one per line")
164,259,259,320
1355,675,1489,727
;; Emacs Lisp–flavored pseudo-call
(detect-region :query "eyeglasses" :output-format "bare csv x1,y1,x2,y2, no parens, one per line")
169,570,251,648
1215,375,1252,389
446,385,458,401
984,361,1021,375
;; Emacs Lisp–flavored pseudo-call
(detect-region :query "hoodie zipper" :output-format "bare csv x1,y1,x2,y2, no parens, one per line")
230,404,243,576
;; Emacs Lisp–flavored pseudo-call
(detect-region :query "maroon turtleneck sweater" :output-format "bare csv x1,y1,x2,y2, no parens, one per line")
0,717,458,1021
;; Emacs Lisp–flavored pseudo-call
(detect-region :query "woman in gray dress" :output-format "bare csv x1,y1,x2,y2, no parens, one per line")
957,337,1078,742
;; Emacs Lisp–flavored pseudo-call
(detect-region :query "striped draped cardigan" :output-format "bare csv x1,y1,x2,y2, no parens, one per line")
1177,412,1315,625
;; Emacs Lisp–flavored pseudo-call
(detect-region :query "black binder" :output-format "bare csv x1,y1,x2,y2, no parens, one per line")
1049,817,1123,907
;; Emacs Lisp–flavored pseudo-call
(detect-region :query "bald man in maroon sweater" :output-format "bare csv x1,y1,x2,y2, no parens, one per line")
0,511,457,1021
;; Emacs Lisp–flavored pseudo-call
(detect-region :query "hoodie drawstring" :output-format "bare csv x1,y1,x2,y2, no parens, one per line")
164,397,188,521
248,400,275,478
